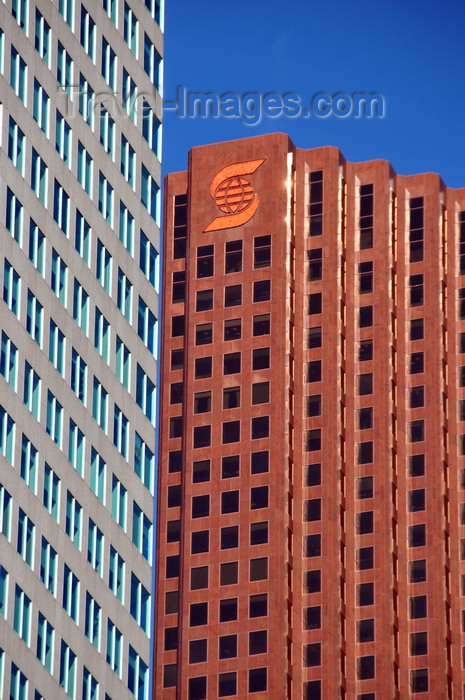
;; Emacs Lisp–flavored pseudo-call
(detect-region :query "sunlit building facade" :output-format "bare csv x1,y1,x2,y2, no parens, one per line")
155,132,465,698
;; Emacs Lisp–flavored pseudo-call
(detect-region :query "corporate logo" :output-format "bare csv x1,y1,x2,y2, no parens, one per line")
203,158,265,232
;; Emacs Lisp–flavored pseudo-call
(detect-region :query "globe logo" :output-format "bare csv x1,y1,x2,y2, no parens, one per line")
214,176,254,215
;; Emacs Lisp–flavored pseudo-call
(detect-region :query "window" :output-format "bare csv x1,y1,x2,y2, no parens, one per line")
53,180,69,234
254,235,271,268
122,68,137,121
29,220,45,275
220,525,237,550
50,250,67,305
14,584,31,645
225,284,242,307
0,331,17,390
306,428,321,451
192,530,209,554
358,441,373,464
46,390,62,446
359,261,373,293
113,405,129,458
99,109,115,159
357,655,375,680
221,491,239,514
43,464,60,522
250,521,268,545
134,433,154,491
120,202,135,254
136,364,155,422
197,245,214,278
90,447,106,502
10,663,28,700
196,322,213,345
358,184,373,248
35,9,50,65
410,595,427,619
192,494,210,517
85,593,101,649
10,46,27,104
191,566,208,590
20,434,37,493
80,6,95,59
410,631,427,656
33,79,49,134
225,240,242,273
409,559,426,583
36,612,54,671
358,407,373,430
305,499,322,522
410,386,424,408
252,381,270,404
250,557,268,581
306,463,322,486
128,646,148,700
13,0,28,32
88,520,103,576
101,38,116,90
251,450,269,474
8,119,25,175
0,405,15,464
103,0,117,23
141,106,161,156
132,503,152,563
92,378,107,431
410,318,424,341
309,170,323,235
98,172,113,225
0,566,8,619
253,313,270,336
17,509,34,567
121,135,135,189
112,476,127,530
219,672,236,697
140,231,158,288
194,391,211,413
357,546,374,570
411,669,428,694
222,455,239,478
117,268,132,321
123,2,138,54
305,534,321,557
251,416,269,439
130,573,150,634
249,593,267,618
77,141,92,195
39,539,57,597
65,491,82,548
308,249,322,280
95,239,112,294
138,297,157,353
222,421,240,444
26,290,43,346
59,641,76,698
94,308,110,363
409,197,424,263
143,32,161,87
410,420,424,442
30,150,48,206
220,598,237,622
109,547,125,601
78,72,94,127
409,524,426,547
55,110,71,165
3,259,21,317
410,274,424,306
0,485,11,541
57,42,73,96
82,668,98,700
224,351,241,374
107,619,122,676
141,165,159,221
70,349,86,404
49,320,65,375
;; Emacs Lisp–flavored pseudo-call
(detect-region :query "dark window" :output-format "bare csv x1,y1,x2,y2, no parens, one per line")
167,485,181,508
248,668,267,693
165,590,179,614
460,399,465,421
192,495,210,518
219,635,237,659
253,313,270,336
191,566,208,590
410,595,427,619
249,593,267,617
410,274,424,306
410,318,424,340
357,546,374,570
194,391,211,413
195,323,212,345
410,631,427,656
172,271,185,303
250,557,268,581
309,292,322,315
193,460,210,483
359,262,373,294
193,425,211,448
409,197,424,263
359,339,373,362
163,664,177,687
409,559,426,582
166,555,179,578
223,386,240,409
188,676,206,700
304,570,321,593
410,352,424,374
169,417,183,439
251,416,269,439
308,360,322,382
306,463,322,486
307,429,321,452
410,386,424,408
409,524,426,547
170,382,183,404
357,655,375,680
173,194,187,260
305,642,321,667
251,451,269,473
252,347,270,370
309,170,323,236
222,455,239,478
409,454,425,477
225,240,242,273
197,244,214,278
189,639,207,664
308,248,323,280
359,306,373,327
307,394,321,416
411,668,428,694
221,525,238,549
308,327,322,348
358,582,374,606
222,421,240,444
359,184,373,249
190,602,208,626
304,681,322,700
219,598,237,622
195,356,212,379
304,499,321,521
357,476,373,499
251,485,269,509
358,441,373,464
171,315,185,337
196,289,213,311
220,561,238,585
410,420,424,442
224,284,242,307
252,382,270,405
357,618,374,643
221,491,239,514
409,489,425,512
358,407,373,430
254,235,271,268
249,630,267,655
224,352,241,374
304,606,321,630
357,511,374,534
358,373,373,395
253,279,271,302
250,521,268,545
167,520,180,542
306,534,321,557
171,349,184,370
224,318,241,340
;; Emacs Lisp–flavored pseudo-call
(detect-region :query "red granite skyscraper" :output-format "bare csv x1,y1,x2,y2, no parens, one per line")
154,133,465,699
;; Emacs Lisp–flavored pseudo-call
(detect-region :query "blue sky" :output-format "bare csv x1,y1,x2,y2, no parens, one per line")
162,0,465,188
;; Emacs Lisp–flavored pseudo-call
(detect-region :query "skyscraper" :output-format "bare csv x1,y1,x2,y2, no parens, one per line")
155,132,465,698
0,2,162,699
